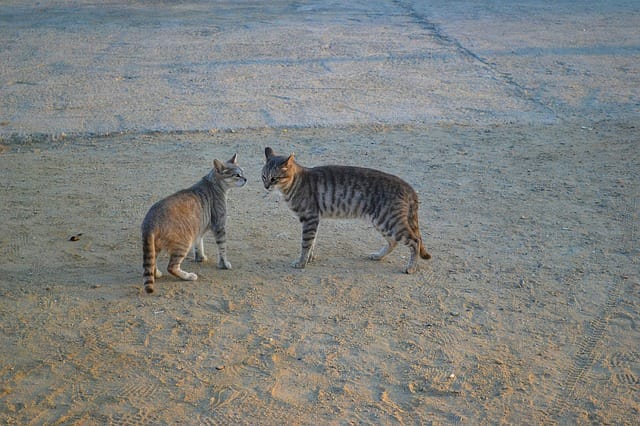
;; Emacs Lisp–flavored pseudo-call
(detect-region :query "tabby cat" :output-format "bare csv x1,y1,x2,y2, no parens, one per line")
141,154,246,294
261,147,431,273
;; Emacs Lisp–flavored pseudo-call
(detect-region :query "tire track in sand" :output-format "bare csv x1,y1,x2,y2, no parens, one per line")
546,194,637,422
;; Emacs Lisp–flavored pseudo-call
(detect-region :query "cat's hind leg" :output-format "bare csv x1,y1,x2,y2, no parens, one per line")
369,236,398,261
168,251,198,281
404,238,421,274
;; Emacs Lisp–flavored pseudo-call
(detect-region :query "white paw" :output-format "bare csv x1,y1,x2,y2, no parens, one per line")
185,272,198,281
195,255,208,263
368,252,383,260
218,260,232,270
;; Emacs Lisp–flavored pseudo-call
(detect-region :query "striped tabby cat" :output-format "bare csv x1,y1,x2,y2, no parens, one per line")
262,147,431,273
141,154,246,294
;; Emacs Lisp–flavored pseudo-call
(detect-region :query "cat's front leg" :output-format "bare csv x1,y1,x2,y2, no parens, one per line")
218,256,232,270
294,215,319,268
213,226,232,269
308,237,317,262
194,236,208,262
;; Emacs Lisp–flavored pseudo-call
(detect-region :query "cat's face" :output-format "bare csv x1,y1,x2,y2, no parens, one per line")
214,154,247,188
262,147,295,191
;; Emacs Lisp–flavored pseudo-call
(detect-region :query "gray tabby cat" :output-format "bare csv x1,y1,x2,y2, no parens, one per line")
262,147,431,274
141,154,246,294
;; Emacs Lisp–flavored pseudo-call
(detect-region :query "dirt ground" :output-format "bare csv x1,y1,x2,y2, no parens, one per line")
1,122,638,424
1,1,639,425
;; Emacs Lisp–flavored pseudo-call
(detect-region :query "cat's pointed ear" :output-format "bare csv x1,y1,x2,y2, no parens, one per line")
213,159,225,173
228,153,238,165
285,153,295,167
265,147,275,159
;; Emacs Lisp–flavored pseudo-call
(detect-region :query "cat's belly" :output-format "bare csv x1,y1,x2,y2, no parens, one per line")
320,210,368,220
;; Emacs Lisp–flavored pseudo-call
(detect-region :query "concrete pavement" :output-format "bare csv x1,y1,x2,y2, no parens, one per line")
1,0,638,138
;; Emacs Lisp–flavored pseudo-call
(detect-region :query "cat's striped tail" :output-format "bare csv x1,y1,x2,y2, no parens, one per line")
142,231,157,294
419,239,431,260
409,197,431,261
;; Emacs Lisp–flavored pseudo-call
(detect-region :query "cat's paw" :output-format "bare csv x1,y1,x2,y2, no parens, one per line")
169,268,198,281
218,259,232,270
195,255,208,263
292,260,307,269
368,252,384,261
154,268,163,278
404,264,418,274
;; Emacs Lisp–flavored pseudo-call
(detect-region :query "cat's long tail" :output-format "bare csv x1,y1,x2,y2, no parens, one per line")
409,197,431,261
142,231,157,294
419,239,432,260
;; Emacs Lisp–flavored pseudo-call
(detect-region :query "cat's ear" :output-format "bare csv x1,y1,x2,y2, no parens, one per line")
265,147,275,159
228,153,238,165
284,153,295,168
213,159,225,173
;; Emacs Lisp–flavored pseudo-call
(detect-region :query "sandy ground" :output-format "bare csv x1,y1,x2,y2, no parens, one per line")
1,1,639,425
